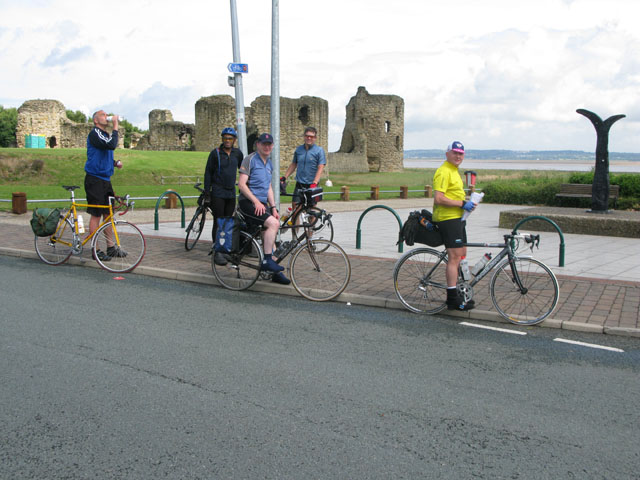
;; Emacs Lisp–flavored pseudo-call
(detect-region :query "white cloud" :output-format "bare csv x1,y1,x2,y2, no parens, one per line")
0,0,639,153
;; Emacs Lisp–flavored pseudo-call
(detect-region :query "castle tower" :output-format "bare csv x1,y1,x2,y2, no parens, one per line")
338,86,404,172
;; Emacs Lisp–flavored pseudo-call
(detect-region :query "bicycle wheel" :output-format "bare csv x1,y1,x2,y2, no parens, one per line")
185,207,206,251
92,221,146,273
490,257,559,325
290,240,350,301
34,217,74,265
393,248,448,314
212,231,263,291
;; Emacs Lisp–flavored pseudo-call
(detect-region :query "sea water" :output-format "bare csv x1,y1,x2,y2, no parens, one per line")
403,158,640,173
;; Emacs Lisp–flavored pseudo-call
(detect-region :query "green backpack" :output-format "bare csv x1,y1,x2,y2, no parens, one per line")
30,208,62,237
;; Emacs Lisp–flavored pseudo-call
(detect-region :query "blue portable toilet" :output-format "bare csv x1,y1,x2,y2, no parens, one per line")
25,134,32,148
38,135,46,148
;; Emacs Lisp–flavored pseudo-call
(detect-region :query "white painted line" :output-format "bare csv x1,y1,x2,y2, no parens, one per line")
459,322,527,335
553,338,624,353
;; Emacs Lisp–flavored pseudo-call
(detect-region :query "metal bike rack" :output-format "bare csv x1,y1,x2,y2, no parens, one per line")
154,190,186,230
356,204,404,253
512,215,565,267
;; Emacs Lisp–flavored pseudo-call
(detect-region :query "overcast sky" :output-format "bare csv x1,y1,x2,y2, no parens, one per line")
1,0,639,153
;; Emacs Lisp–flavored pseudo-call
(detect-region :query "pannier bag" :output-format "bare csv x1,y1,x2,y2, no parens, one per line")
30,208,61,237
304,187,323,205
398,209,443,247
214,216,241,253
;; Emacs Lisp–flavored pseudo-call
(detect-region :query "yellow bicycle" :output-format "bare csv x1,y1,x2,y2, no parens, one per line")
34,185,146,273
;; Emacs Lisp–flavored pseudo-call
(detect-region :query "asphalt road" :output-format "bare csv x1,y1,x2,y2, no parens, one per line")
1,256,639,479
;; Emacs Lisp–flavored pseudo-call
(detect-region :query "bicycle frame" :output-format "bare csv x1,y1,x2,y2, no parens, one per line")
428,236,535,294
54,190,126,251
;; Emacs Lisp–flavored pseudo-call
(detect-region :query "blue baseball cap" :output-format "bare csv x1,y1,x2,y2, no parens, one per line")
257,133,273,144
447,141,464,153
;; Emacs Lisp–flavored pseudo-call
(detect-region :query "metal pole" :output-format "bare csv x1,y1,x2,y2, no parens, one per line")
230,0,248,155
271,0,280,210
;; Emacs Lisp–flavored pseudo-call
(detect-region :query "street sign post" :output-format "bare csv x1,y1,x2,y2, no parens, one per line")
227,63,248,74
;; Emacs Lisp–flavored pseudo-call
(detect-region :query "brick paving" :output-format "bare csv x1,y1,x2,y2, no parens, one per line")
2,220,639,337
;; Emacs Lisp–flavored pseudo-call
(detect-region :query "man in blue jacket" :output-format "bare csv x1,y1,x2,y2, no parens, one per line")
84,110,122,261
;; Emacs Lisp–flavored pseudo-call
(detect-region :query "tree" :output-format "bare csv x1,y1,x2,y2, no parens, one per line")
66,109,88,123
118,118,147,149
0,106,18,147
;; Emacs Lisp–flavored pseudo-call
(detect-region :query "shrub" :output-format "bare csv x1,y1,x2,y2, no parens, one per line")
482,180,561,205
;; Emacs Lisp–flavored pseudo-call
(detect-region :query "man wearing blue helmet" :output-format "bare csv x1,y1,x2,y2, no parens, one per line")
204,127,244,265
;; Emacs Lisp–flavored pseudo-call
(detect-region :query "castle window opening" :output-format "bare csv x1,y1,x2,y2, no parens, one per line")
49,136,57,148
298,106,310,124
396,136,400,151
385,121,391,133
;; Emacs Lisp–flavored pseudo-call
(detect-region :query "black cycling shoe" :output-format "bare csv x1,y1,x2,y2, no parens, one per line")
214,251,228,266
271,272,291,285
107,246,127,258
94,250,111,262
446,297,475,311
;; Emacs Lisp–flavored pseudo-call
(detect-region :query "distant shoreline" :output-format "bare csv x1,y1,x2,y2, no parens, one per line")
403,158,640,173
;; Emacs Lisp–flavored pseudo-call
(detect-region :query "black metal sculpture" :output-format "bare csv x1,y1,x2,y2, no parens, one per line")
576,109,625,212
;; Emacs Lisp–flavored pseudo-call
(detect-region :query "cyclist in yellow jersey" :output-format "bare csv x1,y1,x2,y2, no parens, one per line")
433,141,477,311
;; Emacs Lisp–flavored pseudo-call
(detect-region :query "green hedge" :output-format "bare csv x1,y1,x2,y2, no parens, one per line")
481,171,639,210
567,172,640,209
482,181,561,206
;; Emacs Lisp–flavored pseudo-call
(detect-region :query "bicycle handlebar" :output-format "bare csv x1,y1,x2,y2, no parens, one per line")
109,195,135,216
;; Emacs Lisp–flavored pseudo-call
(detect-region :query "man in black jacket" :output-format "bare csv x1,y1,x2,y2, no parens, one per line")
203,127,244,265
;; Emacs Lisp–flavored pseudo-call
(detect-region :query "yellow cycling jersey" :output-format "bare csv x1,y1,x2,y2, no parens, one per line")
432,161,465,222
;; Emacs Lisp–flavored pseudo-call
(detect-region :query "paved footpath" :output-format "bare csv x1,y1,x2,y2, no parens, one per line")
1,199,638,337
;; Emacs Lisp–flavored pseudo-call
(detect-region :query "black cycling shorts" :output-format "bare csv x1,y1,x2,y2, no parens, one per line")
292,182,312,204
84,174,114,217
238,198,273,228
437,217,467,249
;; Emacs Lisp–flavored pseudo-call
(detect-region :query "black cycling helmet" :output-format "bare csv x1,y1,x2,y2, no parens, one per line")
221,127,237,137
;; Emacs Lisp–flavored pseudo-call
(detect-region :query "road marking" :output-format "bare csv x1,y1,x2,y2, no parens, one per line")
459,322,527,335
553,338,624,353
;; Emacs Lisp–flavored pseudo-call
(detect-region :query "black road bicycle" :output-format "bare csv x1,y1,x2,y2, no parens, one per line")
393,233,559,325
184,182,214,251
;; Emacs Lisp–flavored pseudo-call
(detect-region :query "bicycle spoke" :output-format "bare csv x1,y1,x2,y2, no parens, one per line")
490,257,559,325
290,240,350,301
34,217,74,265
93,221,146,273
212,232,262,290
393,248,448,314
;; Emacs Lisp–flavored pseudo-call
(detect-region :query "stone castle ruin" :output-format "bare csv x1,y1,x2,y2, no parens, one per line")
16,86,403,172
135,109,195,151
193,94,328,169
16,99,124,149
337,86,404,172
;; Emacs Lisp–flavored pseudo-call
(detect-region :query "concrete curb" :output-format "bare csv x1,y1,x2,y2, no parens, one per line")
3,246,640,338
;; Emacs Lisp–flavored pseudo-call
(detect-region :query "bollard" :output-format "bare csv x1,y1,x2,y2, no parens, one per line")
12,192,27,214
400,185,408,199
340,185,350,201
370,185,379,200
424,185,432,198
165,189,177,209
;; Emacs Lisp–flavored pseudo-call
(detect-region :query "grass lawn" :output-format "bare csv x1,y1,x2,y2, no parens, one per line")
1,148,574,210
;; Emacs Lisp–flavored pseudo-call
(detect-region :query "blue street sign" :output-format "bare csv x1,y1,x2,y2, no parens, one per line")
227,63,249,74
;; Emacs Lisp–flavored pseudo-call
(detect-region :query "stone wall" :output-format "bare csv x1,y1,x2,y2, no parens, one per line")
338,86,404,172
17,99,124,149
245,95,328,169
194,94,328,172
135,109,195,151
194,95,237,152
326,152,369,173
